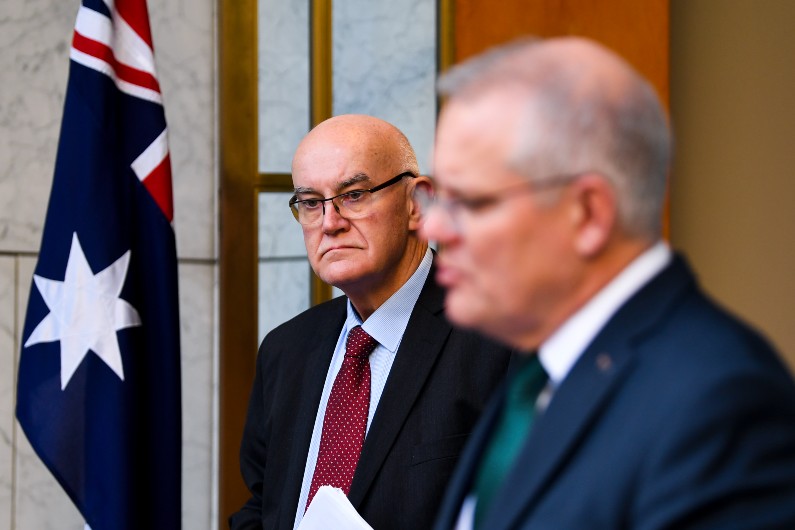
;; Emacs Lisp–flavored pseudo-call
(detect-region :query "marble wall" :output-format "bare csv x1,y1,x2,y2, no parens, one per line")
256,0,437,176
258,192,310,342
0,258,14,528
259,0,310,174
0,0,217,528
333,0,437,174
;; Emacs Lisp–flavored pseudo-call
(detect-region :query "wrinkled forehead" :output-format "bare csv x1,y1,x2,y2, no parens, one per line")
292,145,383,190
293,131,397,187
293,172,374,196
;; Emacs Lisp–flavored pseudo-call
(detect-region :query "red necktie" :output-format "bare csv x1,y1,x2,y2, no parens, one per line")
306,325,378,509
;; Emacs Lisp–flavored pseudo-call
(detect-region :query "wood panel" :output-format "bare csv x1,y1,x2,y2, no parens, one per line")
218,0,258,525
454,0,669,105
310,0,334,305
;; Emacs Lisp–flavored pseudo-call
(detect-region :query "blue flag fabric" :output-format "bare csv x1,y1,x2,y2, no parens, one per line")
15,1,181,529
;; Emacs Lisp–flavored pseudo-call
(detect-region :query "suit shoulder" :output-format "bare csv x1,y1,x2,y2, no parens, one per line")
656,289,787,375
256,296,346,361
627,288,795,425
264,296,345,338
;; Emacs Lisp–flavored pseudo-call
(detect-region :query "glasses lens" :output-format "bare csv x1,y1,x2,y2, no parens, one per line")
290,200,323,225
336,191,370,218
289,201,301,222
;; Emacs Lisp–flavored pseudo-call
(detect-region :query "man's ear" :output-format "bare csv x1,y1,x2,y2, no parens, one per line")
408,176,433,230
568,173,617,258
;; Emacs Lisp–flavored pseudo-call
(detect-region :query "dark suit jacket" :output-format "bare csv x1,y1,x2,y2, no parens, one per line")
229,267,513,530
434,255,795,530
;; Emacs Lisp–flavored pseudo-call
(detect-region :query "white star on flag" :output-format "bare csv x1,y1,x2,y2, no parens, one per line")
24,232,142,389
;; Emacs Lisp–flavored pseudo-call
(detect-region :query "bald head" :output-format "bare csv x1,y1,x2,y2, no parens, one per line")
439,36,671,240
292,114,419,179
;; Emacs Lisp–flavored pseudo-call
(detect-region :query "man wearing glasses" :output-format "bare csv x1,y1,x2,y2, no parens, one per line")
421,37,795,530
229,114,512,530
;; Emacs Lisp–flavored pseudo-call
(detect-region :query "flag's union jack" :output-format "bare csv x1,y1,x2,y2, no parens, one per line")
72,0,174,220
16,0,181,528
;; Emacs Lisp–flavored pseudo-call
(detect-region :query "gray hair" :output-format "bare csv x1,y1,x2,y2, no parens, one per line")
393,125,421,177
438,37,672,239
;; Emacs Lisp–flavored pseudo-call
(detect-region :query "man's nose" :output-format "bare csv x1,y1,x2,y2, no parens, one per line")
321,199,349,232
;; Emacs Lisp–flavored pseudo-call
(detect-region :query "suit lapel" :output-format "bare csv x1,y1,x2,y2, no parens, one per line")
279,298,347,528
484,255,695,529
348,269,451,506
484,342,637,529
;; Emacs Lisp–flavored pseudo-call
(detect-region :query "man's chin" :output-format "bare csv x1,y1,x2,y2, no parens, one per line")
317,265,362,291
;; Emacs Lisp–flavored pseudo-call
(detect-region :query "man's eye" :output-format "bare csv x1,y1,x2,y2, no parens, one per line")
458,196,495,212
342,190,367,202
301,199,322,209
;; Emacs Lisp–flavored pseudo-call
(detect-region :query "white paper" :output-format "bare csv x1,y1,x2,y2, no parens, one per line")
298,486,374,530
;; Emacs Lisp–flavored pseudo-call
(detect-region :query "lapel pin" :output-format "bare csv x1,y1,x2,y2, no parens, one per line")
596,353,613,373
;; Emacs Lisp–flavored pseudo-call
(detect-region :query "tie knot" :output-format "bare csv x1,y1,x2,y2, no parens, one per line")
345,326,378,359
507,354,548,406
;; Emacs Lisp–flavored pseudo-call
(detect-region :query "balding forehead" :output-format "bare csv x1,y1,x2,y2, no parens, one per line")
307,114,400,142
292,114,417,176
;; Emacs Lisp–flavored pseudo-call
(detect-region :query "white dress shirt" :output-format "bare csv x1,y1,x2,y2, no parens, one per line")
293,249,433,529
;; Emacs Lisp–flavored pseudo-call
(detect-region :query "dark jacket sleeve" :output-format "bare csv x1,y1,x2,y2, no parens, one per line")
229,337,271,530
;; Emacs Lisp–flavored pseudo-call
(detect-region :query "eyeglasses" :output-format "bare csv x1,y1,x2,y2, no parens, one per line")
289,171,417,226
415,172,584,232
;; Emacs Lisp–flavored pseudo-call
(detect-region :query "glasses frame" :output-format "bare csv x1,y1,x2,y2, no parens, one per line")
416,172,585,230
289,171,417,225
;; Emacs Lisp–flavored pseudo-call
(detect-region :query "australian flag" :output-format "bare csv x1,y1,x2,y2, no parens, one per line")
15,0,181,529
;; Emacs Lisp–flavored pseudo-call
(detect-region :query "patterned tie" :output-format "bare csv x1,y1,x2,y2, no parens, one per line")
306,325,378,509
473,354,548,528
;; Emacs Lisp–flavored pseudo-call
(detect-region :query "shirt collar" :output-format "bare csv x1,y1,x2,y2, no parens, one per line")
539,241,672,386
345,248,433,353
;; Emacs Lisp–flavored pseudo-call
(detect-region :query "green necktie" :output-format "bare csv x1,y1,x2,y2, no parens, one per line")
472,354,548,529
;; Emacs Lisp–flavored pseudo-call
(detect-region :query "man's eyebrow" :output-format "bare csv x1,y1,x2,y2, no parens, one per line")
293,173,372,195
337,173,371,191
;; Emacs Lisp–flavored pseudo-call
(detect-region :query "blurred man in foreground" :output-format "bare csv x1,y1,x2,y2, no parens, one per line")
419,37,795,530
